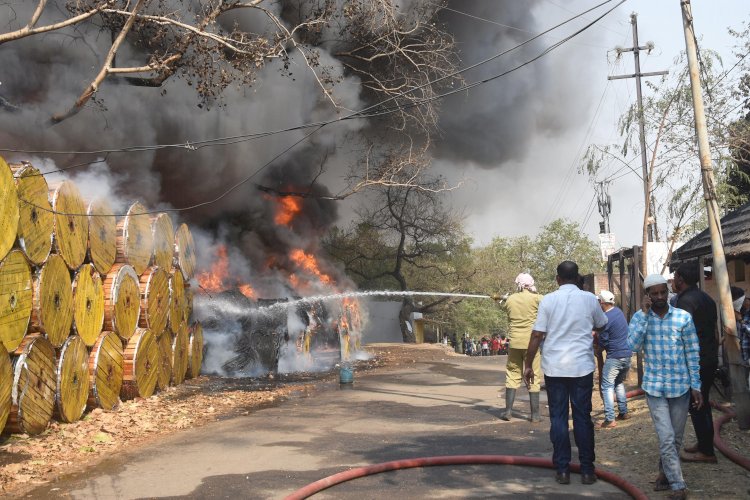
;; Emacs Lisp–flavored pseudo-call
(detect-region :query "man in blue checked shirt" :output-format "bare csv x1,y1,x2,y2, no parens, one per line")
627,274,703,500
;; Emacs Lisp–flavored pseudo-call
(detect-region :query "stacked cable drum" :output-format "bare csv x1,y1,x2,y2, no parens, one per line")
0,156,203,435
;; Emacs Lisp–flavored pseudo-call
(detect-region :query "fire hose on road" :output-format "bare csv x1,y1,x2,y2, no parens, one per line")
286,386,650,500
286,388,749,499
283,455,648,500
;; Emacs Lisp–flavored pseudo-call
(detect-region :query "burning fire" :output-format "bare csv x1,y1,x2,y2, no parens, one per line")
289,248,332,285
197,245,256,299
274,195,303,226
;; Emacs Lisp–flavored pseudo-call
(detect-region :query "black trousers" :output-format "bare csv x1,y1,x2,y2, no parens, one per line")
688,365,716,456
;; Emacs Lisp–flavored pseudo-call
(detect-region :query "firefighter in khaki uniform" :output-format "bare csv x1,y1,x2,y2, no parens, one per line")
494,273,543,422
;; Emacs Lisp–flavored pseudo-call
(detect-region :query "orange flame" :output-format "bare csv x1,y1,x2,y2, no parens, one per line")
238,284,256,299
274,196,303,226
197,244,256,297
290,248,332,284
197,246,229,292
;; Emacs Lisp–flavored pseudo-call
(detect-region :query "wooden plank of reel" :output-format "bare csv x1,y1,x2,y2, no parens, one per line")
0,156,20,262
138,266,170,336
10,163,53,265
72,263,105,347
151,213,174,271
87,198,117,275
174,223,196,280
116,201,153,276
103,264,141,341
0,344,11,434
50,180,88,270
55,335,90,423
87,331,123,411
156,330,173,390
31,254,73,348
0,250,33,352
6,334,56,435
169,270,187,337
122,328,158,399
171,326,189,386
187,322,203,379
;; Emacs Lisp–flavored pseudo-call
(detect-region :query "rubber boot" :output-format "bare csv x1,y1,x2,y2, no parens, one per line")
530,392,542,422
501,388,516,421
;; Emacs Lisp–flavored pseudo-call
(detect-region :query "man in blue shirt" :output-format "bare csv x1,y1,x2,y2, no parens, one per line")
628,274,703,500
597,290,632,428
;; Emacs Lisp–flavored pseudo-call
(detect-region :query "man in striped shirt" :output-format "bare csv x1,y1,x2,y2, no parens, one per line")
627,274,703,500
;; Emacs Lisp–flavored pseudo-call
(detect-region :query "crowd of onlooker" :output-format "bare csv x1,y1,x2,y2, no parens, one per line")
442,333,509,356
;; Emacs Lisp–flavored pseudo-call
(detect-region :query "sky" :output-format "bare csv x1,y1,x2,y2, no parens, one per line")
437,0,750,250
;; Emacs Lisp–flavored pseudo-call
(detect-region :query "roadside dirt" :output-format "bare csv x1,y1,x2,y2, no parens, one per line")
1,343,748,498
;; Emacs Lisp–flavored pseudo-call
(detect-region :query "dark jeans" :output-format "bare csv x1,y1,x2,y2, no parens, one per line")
689,365,716,456
545,372,595,474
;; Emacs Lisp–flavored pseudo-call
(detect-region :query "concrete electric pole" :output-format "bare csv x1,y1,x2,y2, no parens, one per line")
609,13,668,277
680,0,750,429
597,181,612,234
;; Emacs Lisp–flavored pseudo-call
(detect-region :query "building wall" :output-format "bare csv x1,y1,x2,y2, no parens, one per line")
702,259,750,299
361,300,403,344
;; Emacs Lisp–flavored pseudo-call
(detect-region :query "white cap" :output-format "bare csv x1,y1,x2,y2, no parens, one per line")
643,274,668,290
598,290,615,304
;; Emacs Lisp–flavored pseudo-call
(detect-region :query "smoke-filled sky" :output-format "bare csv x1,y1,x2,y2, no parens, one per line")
0,0,748,278
434,0,750,248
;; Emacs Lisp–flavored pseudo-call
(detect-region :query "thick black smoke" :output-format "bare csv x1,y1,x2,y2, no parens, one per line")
436,0,605,167
0,0,607,287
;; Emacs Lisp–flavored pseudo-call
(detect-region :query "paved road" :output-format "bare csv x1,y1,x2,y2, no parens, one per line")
30,349,629,499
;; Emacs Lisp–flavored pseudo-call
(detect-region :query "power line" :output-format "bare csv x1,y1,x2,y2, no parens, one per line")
13,0,626,217
442,6,611,49
0,0,622,161
541,81,611,227
543,0,628,36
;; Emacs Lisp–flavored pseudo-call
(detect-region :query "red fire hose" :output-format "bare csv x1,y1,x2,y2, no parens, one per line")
629,388,750,471
286,387,750,499
710,401,750,471
283,455,648,500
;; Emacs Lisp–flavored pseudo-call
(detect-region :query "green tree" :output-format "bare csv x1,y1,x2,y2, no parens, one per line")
434,218,602,339
323,169,474,342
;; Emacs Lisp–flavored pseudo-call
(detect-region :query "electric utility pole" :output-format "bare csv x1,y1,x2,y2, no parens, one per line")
597,181,612,234
609,13,668,277
680,0,750,429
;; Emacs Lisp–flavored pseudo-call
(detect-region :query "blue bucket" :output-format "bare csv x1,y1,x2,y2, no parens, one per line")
339,365,354,384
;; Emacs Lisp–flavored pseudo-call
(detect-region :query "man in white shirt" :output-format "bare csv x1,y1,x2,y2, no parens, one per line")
523,261,608,486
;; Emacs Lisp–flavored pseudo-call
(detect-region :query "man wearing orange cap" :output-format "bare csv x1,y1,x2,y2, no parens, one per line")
495,273,543,422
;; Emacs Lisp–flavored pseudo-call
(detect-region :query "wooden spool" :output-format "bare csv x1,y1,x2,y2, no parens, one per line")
138,266,170,336
169,270,187,336
156,330,173,390
6,334,56,435
0,344,11,434
10,163,53,265
55,335,89,423
0,250,33,352
116,201,153,276
185,285,194,322
72,263,105,347
103,264,141,341
87,198,117,275
171,327,189,385
151,213,174,270
174,223,196,280
0,156,20,263
50,180,89,270
121,328,158,399
187,322,203,379
88,331,123,411
31,253,73,348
